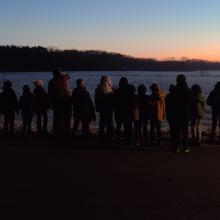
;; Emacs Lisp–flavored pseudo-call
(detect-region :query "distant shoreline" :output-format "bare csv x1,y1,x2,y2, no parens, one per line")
1,46,220,72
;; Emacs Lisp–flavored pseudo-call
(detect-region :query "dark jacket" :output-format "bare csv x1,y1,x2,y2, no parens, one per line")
173,83,192,125
165,92,176,122
207,89,220,113
95,85,114,115
33,86,49,114
138,94,151,121
113,86,132,122
72,87,96,122
19,92,35,118
0,88,18,116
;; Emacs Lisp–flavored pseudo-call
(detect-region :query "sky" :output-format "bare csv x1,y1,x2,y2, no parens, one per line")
0,0,220,61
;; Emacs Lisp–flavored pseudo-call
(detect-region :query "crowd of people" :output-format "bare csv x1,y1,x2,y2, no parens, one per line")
0,68,220,152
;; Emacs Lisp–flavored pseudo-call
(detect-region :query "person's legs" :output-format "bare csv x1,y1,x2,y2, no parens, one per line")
143,119,149,145
4,115,9,134
155,121,162,145
150,119,156,144
182,123,189,148
191,119,196,144
22,118,27,136
116,121,122,142
124,119,132,144
82,121,90,139
211,112,217,141
9,114,15,134
196,118,202,144
37,113,42,134
106,114,114,141
43,111,48,134
99,113,106,140
27,118,32,136
72,118,80,137
133,120,140,146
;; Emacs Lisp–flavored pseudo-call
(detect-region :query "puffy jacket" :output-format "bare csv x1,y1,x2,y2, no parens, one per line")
150,90,166,122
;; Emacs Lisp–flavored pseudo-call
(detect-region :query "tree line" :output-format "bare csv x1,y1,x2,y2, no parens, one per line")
0,45,220,72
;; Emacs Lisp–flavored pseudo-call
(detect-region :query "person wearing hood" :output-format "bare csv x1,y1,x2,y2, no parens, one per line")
95,75,114,141
207,81,220,142
48,67,72,137
72,79,96,139
33,80,49,135
191,84,205,146
149,83,166,146
0,80,18,134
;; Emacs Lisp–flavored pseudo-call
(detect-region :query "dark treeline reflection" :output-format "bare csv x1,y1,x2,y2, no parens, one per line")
1,45,220,72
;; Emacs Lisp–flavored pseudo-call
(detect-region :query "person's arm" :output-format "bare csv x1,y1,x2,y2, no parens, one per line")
87,92,96,121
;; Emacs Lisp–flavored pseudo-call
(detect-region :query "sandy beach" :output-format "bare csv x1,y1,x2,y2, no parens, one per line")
0,136,218,219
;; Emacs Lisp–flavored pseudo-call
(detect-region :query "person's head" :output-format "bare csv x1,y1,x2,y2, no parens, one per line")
176,74,186,85
76,79,85,88
3,80,12,90
138,84,147,95
33,80,44,88
100,75,112,86
215,82,220,90
150,83,159,94
191,84,202,94
169,84,175,93
119,77,128,88
128,84,136,94
52,67,62,77
23,85,31,94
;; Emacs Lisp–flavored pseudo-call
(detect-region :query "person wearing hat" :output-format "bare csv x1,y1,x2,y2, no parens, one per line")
33,80,49,135
19,85,35,137
207,81,220,142
48,67,72,137
0,80,18,134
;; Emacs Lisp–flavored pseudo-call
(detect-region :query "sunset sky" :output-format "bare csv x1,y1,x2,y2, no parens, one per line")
0,0,220,61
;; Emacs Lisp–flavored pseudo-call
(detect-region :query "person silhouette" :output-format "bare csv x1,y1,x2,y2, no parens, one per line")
72,79,96,139
48,67,71,138
19,85,35,137
190,84,205,146
149,83,166,146
33,80,49,135
0,80,18,135
95,76,114,142
207,82,220,142
172,74,192,152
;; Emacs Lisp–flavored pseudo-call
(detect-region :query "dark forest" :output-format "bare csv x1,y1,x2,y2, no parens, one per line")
1,45,220,72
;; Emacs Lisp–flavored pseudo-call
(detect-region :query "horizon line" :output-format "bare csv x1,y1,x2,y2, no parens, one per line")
2,44,220,63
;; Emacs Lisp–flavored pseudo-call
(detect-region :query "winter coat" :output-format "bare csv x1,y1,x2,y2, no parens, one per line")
165,92,176,122
172,83,193,125
138,94,151,121
33,86,49,114
207,89,220,113
48,74,70,105
19,92,35,118
95,84,114,115
0,88,18,116
113,86,132,122
191,93,205,119
72,87,96,122
150,90,166,122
